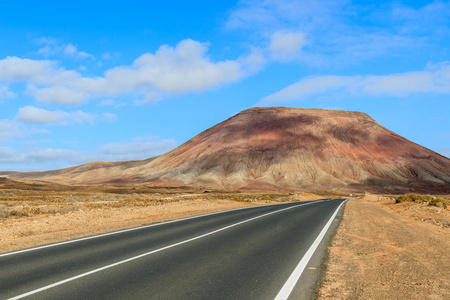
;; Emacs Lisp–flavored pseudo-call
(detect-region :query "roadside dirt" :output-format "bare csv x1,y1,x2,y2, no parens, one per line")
0,198,276,253
0,181,326,253
317,195,450,299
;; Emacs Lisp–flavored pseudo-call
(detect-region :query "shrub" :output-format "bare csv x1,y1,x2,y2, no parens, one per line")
428,197,447,208
9,208,28,217
395,194,432,204
0,205,9,218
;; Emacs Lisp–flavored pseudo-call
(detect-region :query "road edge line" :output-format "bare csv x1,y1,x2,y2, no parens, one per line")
274,199,348,300
0,200,322,258
7,201,320,300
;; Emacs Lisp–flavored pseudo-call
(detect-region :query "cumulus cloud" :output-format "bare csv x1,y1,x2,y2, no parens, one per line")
16,106,96,125
0,39,247,105
0,56,79,85
261,63,450,103
103,39,243,95
27,85,90,105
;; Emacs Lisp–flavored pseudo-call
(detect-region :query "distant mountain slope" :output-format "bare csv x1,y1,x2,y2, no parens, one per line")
7,107,450,193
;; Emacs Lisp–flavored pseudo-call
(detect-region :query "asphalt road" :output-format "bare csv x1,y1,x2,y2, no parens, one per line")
1,199,347,300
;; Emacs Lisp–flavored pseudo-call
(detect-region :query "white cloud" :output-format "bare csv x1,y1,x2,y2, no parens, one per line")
238,47,266,73
0,136,177,171
226,0,442,66
99,99,116,106
35,38,95,60
63,43,95,60
262,63,450,103
70,110,96,124
0,120,22,141
0,85,16,99
102,52,121,60
0,146,88,171
268,31,305,61
17,106,67,124
0,39,248,106
62,44,77,56
35,37,57,45
101,136,176,160
436,148,450,158
103,39,243,94
262,75,356,102
26,86,89,105
389,1,450,35
37,46,60,57
16,106,96,125
0,56,79,86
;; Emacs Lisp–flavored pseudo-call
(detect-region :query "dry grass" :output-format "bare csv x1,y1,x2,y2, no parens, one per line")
0,178,327,253
0,178,325,221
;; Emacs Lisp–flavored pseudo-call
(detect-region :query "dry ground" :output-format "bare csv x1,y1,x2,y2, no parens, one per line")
317,194,450,300
3,179,448,299
0,180,321,253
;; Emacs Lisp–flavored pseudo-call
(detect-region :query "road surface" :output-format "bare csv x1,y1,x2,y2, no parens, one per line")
1,199,346,300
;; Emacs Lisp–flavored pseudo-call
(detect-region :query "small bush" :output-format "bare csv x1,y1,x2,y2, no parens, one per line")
395,194,432,204
428,197,447,208
0,205,9,218
9,208,28,217
395,194,448,208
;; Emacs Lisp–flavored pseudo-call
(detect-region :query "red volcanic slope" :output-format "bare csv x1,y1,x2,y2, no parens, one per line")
7,107,450,193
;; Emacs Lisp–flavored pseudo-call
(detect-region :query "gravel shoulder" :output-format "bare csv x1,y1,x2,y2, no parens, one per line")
317,195,450,299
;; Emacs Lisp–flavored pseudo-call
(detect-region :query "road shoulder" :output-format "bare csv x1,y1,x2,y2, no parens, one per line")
317,196,450,299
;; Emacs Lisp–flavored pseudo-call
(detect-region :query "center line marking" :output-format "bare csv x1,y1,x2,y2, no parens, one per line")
8,201,322,300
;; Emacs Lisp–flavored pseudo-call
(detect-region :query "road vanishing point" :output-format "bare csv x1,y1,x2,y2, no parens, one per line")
1,199,347,300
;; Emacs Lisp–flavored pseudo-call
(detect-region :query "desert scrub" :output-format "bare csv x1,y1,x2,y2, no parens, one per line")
428,197,447,208
0,204,9,218
395,194,432,203
9,208,28,217
395,194,448,208
232,196,252,202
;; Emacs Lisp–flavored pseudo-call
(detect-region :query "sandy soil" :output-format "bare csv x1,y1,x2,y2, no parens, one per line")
317,195,450,299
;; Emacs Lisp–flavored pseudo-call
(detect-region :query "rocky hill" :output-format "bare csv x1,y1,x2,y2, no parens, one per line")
6,107,450,193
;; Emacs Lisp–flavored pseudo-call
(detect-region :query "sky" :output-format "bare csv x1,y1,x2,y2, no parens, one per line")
0,0,449,172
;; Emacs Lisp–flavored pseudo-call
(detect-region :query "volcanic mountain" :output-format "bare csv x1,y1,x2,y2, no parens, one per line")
6,107,450,193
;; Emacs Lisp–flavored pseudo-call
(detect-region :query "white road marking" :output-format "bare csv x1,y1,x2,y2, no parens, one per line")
274,199,347,300
0,201,305,258
8,201,322,300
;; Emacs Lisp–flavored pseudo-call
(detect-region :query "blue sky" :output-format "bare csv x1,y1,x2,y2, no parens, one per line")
0,0,449,171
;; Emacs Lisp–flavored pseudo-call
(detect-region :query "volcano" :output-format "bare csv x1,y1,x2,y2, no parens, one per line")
6,107,450,193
